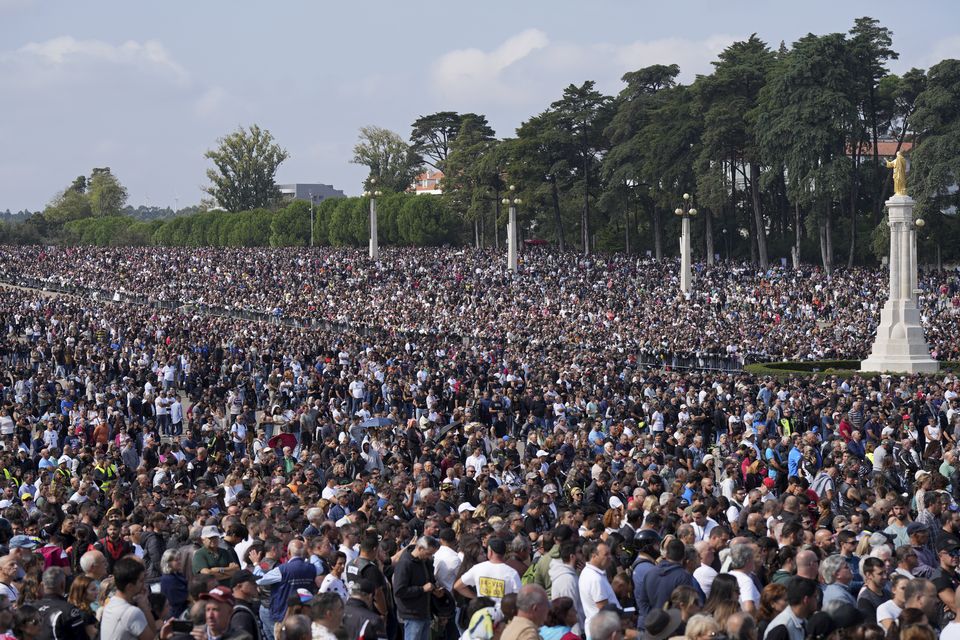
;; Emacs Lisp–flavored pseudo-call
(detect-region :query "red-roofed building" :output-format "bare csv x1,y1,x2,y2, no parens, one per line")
411,169,443,195
849,139,913,158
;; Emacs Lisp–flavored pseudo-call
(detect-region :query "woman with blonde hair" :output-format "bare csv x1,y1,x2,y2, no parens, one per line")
602,508,621,535
684,613,720,640
67,574,99,639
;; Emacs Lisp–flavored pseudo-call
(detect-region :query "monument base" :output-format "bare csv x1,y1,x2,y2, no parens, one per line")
861,296,939,373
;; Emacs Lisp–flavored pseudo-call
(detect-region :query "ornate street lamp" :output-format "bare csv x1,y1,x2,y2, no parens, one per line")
362,179,382,261
501,185,522,272
674,193,698,294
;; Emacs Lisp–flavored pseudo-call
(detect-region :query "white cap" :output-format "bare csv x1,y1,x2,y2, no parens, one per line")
458,502,477,514
609,496,624,510
536,449,549,458
201,525,222,539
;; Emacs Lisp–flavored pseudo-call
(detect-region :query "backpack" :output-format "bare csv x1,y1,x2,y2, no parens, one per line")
521,562,538,585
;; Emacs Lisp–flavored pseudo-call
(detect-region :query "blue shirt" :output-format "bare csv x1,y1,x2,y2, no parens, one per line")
788,447,802,478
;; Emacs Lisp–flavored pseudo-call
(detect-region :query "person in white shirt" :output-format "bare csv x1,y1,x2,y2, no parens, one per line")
433,529,462,592
465,448,487,474
454,538,521,608
578,540,619,631
876,574,909,631
943,588,960,640
319,552,349,602
693,542,718,598
728,544,761,614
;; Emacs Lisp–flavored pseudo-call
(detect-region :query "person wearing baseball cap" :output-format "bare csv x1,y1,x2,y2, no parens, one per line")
199,586,237,639
194,526,240,585
343,578,387,640
229,570,261,639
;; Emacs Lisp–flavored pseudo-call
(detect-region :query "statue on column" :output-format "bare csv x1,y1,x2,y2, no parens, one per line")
886,151,908,196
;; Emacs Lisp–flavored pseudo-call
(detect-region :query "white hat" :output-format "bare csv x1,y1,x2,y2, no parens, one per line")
702,454,715,464
0,500,11,509
916,470,931,481
457,502,477,514
536,449,549,458
609,496,624,510
201,525,222,539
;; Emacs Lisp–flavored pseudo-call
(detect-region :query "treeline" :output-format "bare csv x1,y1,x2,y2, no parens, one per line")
53,193,459,248
392,17,960,269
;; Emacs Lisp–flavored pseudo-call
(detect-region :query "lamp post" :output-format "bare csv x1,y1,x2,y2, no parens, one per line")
362,179,382,261
309,191,315,248
501,185,522,272
674,193,698,294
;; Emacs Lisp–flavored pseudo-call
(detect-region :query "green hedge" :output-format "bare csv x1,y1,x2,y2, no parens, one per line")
55,193,463,248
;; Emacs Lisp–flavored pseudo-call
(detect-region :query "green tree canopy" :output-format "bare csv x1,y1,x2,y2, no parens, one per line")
352,126,421,193
204,124,289,213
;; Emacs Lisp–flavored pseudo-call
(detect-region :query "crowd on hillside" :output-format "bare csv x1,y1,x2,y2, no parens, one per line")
0,247,957,640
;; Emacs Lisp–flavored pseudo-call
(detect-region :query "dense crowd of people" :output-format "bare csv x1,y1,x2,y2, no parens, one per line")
3,246,960,364
0,246,958,640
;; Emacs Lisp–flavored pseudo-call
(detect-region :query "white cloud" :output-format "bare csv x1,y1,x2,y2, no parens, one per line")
430,30,742,109
16,36,188,82
616,34,739,79
431,28,550,104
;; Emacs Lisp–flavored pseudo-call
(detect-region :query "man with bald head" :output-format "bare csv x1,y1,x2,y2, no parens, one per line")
258,538,317,638
726,611,757,640
795,550,820,581
501,584,550,640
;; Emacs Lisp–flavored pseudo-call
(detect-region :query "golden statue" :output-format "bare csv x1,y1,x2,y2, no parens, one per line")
886,151,908,196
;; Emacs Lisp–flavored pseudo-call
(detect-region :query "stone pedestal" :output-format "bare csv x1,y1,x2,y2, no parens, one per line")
861,195,938,373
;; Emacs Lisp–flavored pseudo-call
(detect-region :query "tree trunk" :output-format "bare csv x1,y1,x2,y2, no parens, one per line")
493,193,500,251
871,87,884,224
474,218,480,249
848,146,861,268
581,148,591,256
793,201,802,269
819,202,833,275
750,162,768,269
705,211,714,266
480,213,485,249
729,157,738,263
624,208,631,255
652,208,663,260
550,178,565,252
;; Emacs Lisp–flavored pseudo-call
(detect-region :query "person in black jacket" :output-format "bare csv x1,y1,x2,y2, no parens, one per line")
230,570,264,640
391,536,440,640
34,567,86,640
343,579,387,640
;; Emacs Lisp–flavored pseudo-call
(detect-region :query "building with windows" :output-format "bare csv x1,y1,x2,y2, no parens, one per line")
277,183,345,203
411,170,443,195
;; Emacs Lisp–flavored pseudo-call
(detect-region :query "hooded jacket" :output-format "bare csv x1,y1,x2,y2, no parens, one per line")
549,560,584,633
637,561,702,627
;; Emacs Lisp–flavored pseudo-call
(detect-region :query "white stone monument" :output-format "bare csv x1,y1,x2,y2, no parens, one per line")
860,194,939,373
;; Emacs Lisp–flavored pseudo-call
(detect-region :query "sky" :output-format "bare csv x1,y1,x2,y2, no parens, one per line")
1,0,958,212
